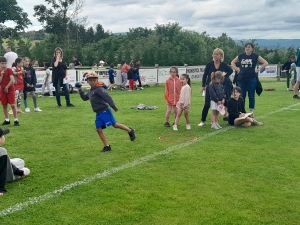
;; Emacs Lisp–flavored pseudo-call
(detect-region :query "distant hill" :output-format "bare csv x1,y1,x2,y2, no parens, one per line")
235,39,300,49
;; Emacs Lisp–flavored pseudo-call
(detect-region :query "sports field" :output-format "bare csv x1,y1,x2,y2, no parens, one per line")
1,79,300,225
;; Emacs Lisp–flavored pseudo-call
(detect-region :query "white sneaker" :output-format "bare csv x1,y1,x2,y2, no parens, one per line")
186,124,191,130
140,87,144,90
38,95,44,97
22,167,30,176
25,107,30,112
198,122,205,127
211,123,219,129
216,123,222,129
173,125,178,131
49,95,54,97
34,107,42,112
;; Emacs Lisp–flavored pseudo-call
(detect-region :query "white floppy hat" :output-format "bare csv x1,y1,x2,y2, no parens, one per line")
99,60,105,64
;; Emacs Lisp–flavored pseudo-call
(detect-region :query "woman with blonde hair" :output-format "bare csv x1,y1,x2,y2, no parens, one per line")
51,47,74,107
198,48,233,127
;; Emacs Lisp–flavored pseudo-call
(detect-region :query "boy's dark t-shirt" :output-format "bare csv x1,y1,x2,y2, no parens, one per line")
73,60,81,66
238,53,259,81
0,68,14,92
108,69,115,80
127,68,135,79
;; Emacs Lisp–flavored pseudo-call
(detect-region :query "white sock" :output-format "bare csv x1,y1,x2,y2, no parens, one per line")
14,118,18,121
5,118,9,122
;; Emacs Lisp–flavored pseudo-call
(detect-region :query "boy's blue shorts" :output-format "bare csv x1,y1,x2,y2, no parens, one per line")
95,108,116,129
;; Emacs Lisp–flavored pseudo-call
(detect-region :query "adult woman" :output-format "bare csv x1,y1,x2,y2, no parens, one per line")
198,48,233,127
51,47,74,107
231,43,268,115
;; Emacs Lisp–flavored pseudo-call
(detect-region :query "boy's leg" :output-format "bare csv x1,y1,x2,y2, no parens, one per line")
2,104,9,120
11,104,18,120
113,123,136,141
96,127,109,146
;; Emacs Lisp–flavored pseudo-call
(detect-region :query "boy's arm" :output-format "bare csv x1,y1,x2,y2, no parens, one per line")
5,75,15,91
78,88,89,101
0,70,4,83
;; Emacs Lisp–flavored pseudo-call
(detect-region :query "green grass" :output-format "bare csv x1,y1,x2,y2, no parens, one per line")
1,78,300,224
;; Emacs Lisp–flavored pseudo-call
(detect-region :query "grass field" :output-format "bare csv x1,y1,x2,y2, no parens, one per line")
1,78,300,225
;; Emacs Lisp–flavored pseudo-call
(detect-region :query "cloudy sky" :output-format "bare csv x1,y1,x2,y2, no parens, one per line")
15,0,300,39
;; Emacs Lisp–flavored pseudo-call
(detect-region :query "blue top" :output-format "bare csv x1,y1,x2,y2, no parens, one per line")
238,53,259,80
296,50,300,67
108,69,115,80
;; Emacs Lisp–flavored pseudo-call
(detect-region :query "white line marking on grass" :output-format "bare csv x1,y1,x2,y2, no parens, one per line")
1,102,300,217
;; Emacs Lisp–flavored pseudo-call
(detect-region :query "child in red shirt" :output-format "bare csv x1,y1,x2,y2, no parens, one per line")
0,57,19,126
164,67,182,127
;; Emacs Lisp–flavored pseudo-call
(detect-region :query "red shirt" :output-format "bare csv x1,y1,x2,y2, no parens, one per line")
121,64,130,73
0,68,15,93
13,67,24,91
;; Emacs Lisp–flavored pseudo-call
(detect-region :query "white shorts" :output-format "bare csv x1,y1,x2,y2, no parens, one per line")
210,101,218,110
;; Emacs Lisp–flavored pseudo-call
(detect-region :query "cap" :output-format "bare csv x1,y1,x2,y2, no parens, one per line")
0,128,10,137
86,72,99,79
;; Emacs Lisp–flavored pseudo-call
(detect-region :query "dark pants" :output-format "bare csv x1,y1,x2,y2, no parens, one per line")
0,155,8,193
237,78,257,110
55,80,70,106
201,87,211,122
137,75,142,87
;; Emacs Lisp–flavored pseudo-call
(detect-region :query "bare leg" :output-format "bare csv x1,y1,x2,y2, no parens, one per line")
165,105,172,123
11,104,18,120
174,108,183,125
113,123,130,132
294,82,300,96
173,105,178,121
2,105,8,119
184,110,190,125
96,127,108,146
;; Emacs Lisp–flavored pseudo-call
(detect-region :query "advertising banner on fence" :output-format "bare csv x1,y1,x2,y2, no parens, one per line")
35,70,76,93
77,69,110,86
139,69,158,84
186,66,205,80
258,65,277,77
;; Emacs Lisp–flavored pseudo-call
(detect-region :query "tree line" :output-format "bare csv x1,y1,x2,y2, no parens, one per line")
1,0,298,67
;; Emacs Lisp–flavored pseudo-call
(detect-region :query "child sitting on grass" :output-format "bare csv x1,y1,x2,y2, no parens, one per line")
77,72,136,152
227,86,263,127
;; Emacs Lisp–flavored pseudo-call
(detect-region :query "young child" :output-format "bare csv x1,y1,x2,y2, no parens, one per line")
108,63,116,91
10,58,25,114
164,67,182,127
227,86,263,127
0,128,30,196
77,72,136,152
39,62,53,97
173,74,192,131
23,57,42,112
127,63,135,91
208,71,225,129
0,57,19,126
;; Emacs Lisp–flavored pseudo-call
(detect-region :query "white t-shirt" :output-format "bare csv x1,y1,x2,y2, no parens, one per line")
4,51,18,68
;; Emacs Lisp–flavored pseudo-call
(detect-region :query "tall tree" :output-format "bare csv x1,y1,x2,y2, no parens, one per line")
33,0,85,41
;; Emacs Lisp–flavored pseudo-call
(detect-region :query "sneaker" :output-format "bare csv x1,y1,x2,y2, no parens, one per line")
2,120,10,125
22,167,30,176
164,122,171,127
8,109,13,115
128,128,136,141
253,120,263,126
216,123,222,129
34,107,42,112
198,122,205,127
140,87,144,90
67,103,75,107
49,95,54,98
38,95,44,97
14,121,19,126
173,125,178,131
293,95,300,99
211,123,219,130
186,124,191,130
25,107,30,112
101,145,111,152
128,89,133,92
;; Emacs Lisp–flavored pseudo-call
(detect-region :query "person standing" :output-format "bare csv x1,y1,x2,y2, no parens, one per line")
51,47,74,107
282,55,296,90
72,56,82,67
231,43,268,116
134,60,143,90
4,46,18,68
292,50,300,99
198,48,233,127
121,60,130,90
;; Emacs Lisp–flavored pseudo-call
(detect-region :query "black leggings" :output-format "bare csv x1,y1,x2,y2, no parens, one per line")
201,87,211,122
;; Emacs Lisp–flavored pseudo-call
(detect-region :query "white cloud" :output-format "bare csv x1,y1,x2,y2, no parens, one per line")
14,0,300,39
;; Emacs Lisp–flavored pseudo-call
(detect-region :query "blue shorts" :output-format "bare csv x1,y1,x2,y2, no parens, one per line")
95,108,116,129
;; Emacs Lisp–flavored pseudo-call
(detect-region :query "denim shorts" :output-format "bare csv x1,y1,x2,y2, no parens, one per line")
95,108,116,129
